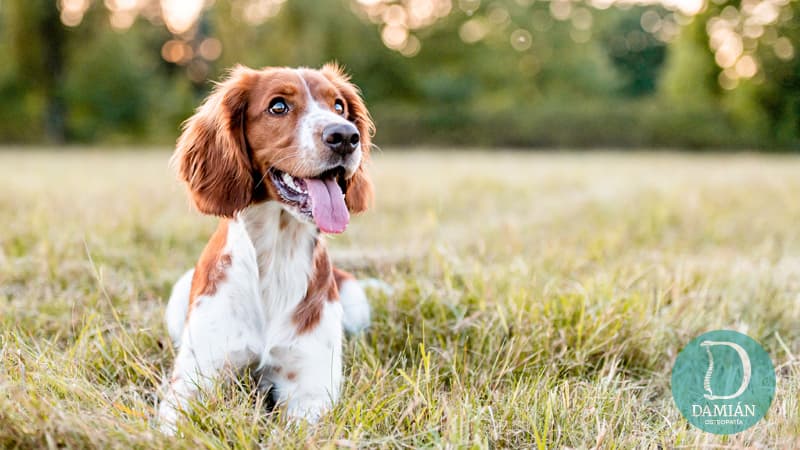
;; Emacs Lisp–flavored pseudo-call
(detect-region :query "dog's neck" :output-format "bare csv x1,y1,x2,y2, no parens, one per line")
237,201,319,317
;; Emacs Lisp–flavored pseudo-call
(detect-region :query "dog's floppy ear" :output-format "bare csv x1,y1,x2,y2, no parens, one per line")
321,63,374,214
171,65,259,217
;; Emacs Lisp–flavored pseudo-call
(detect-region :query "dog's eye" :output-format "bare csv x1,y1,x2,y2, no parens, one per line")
334,99,345,116
268,98,289,115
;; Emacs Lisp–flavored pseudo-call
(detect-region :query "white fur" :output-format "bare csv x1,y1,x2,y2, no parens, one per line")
158,218,262,433
158,202,363,433
165,268,194,346
295,69,362,178
339,279,371,334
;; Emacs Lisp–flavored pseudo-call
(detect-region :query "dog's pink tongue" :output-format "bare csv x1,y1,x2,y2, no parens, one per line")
305,177,349,233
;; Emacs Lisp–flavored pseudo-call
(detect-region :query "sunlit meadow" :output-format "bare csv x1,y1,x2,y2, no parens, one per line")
0,149,798,448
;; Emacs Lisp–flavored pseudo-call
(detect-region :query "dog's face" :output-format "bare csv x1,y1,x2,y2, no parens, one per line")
173,64,374,233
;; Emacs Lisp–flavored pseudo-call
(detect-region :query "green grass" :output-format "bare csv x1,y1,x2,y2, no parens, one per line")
1,149,798,448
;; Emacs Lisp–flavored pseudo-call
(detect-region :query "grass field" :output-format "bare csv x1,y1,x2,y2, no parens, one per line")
1,149,799,448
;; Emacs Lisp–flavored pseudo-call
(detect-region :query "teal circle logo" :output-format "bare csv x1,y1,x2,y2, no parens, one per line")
671,330,775,434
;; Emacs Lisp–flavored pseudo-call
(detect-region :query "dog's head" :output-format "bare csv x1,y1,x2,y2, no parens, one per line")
172,64,374,233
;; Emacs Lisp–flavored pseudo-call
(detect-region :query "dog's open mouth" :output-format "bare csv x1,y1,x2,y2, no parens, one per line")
268,167,349,234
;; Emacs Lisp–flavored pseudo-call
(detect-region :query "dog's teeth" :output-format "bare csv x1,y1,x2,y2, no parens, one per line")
282,172,298,191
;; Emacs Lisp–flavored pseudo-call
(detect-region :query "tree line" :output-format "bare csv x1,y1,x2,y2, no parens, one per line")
0,0,797,149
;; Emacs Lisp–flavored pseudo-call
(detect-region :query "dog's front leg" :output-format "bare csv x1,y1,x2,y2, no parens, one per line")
158,305,260,434
266,302,344,423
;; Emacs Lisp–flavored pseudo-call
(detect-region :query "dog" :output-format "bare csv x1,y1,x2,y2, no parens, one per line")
158,64,374,432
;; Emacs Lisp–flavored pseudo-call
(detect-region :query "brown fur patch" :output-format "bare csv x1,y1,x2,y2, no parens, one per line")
332,267,355,289
188,220,232,316
293,240,338,334
172,66,259,217
279,209,290,230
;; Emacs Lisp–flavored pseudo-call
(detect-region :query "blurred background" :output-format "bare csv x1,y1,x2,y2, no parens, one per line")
0,0,797,149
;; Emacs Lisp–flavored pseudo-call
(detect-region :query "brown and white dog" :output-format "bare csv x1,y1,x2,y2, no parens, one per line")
158,64,374,432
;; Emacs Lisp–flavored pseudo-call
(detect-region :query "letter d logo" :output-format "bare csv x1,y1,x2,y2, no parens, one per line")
671,330,775,435
700,340,751,400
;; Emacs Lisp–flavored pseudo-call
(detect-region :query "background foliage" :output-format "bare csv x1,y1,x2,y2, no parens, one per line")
0,0,798,149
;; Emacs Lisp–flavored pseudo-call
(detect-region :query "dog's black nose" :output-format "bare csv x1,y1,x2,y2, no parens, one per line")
322,123,359,155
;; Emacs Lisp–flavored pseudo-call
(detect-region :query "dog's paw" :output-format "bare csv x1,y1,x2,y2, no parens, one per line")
284,395,332,424
156,402,180,435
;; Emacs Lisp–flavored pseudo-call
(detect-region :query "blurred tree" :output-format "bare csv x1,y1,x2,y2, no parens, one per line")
660,14,719,104
5,0,67,142
659,0,799,147
602,8,667,96
0,0,796,149
753,1,800,145
64,29,156,141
